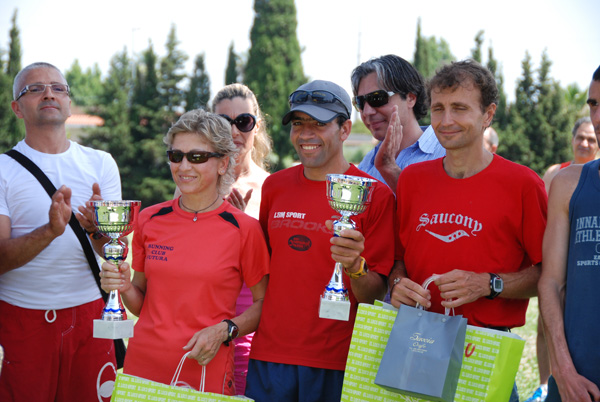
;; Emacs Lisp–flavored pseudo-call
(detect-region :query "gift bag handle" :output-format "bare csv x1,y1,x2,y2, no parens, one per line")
170,351,206,392
415,274,453,316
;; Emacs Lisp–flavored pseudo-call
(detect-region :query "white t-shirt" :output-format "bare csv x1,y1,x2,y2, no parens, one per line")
0,140,122,309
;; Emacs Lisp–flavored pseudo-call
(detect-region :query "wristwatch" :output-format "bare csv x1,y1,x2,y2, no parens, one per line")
486,273,504,299
222,319,239,346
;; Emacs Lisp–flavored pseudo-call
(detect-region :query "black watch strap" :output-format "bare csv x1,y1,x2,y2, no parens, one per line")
486,273,502,300
222,319,239,346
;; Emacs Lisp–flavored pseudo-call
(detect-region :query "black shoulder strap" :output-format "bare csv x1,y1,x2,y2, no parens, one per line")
5,149,108,302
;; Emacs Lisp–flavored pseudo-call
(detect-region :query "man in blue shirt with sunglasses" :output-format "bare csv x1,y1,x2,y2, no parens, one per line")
352,54,445,193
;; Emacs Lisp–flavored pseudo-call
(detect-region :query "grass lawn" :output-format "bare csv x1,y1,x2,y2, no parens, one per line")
512,297,543,401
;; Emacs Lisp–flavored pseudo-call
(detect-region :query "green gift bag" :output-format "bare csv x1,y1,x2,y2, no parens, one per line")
111,352,253,402
455,326,525,402
341,303,524,402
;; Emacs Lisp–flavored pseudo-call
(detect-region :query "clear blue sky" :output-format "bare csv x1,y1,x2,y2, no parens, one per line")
0,0,597,110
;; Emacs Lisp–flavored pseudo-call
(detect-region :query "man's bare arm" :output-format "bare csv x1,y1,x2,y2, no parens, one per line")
0,186,72,274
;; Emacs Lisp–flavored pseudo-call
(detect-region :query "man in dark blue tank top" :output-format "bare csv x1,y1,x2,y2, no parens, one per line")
539,65,600,402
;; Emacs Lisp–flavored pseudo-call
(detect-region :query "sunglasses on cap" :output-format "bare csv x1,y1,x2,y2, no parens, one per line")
289,90,350,116
352,90,396,112
167,150,224,164
219,113,257,133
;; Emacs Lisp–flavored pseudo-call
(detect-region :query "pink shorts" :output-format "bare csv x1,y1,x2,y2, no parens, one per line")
0,299,117,402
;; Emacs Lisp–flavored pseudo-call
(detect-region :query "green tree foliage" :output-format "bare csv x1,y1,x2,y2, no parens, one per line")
0,55,16,152
6,10,20,78
0,11,590,198
244,0,306,168
486,46,509,130
499,53,536,166
0,9,24,152
535,51,571,169
413,18,454,79
225,42,240,85
470,30,484,63
65,60,103,108
129,43,176,205
185,53,211,111
500,51,572,173
81,49,135,183
159,25,188,114
564,83,589,119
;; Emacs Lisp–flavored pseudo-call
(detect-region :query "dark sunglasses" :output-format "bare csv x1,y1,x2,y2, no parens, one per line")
289,90,350,116
167,150,224,164
352,90,396,112
219,113,257,133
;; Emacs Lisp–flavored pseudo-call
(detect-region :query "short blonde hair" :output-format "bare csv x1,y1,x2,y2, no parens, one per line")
164,109,237,196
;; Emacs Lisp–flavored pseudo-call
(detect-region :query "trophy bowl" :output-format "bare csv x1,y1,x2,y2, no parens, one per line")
88,200,141,339
320,174,376,321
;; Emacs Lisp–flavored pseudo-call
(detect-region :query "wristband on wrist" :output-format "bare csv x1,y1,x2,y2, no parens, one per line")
86,230,103,240
344,257,368,279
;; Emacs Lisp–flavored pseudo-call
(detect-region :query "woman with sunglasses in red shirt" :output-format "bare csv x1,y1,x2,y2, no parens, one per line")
173,84,272,394
101,109,270,396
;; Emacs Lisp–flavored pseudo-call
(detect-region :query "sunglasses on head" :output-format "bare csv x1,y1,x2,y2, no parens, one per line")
219,113,257,133
289,90,350,117
167,150,224,164
352,90,396,112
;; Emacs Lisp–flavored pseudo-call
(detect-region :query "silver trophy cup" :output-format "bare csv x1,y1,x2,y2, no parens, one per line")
320,174,376,321
88,200,141,339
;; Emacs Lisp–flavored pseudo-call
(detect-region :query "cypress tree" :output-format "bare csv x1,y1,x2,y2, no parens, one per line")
486,46,509,130
159,25,188,114
1,9,24,151
185,53,211,111
130,42,174,205
244,0,306,168
65,60,103,108
470,30,484,63
225,42,239,85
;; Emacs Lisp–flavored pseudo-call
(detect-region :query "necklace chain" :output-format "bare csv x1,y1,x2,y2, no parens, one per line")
180,195,220,221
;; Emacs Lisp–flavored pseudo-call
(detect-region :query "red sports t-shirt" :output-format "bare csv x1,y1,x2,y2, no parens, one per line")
250,164,395,371
125,199,269,395
397,155,547,328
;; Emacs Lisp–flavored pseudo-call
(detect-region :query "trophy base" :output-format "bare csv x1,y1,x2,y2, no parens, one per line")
319,297,351,321
93,319,134,339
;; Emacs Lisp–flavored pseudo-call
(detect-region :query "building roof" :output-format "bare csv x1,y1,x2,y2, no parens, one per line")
66,113,104,127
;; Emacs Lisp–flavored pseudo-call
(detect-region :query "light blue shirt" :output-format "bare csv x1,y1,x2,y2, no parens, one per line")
357,125,446,187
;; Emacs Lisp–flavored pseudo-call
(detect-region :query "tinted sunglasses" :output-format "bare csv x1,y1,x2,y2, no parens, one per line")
219,113,257,133
352,90,396,112
289,90,350,116
167,150,224,164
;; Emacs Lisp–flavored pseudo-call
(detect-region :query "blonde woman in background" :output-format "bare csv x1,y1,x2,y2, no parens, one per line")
214,84,271,395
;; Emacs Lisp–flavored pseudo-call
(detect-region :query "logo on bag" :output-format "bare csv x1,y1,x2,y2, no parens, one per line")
465,342,476,357
409,332,435,354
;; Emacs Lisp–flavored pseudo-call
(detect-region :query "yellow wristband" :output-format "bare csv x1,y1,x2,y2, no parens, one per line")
344,257,368,279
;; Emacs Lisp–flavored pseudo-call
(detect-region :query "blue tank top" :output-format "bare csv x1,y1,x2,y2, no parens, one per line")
564,158,600,386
